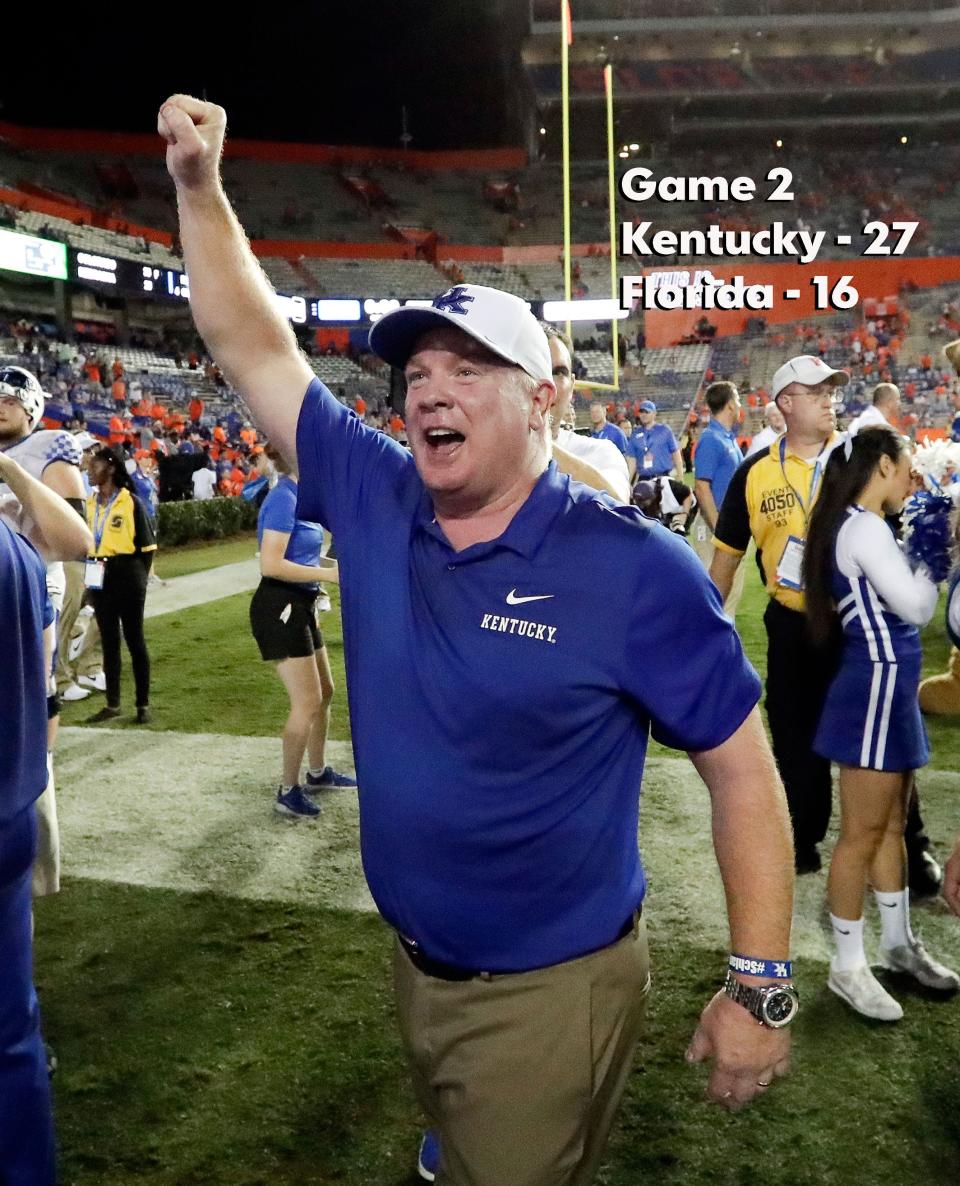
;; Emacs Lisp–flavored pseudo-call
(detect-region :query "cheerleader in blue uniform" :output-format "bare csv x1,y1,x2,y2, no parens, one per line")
805,425,959,1020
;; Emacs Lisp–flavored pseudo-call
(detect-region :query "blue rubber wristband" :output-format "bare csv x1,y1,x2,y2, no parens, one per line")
729,954,793,979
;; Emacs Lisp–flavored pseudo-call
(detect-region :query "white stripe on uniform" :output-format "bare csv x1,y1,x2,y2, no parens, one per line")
851,579,880,663
867,584,896,663
860,663,884,768
874,663,898,769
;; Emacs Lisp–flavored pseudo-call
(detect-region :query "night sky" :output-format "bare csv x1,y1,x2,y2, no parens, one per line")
2,3,526,150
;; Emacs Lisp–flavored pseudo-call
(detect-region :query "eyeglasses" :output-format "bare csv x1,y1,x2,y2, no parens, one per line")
789,388,841,406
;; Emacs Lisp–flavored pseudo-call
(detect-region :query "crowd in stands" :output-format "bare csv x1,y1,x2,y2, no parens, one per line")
7,267,960,502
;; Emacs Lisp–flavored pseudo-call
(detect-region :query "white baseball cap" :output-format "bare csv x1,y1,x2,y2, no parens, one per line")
368,284,552,384
73,431,99,451
771,355,849,400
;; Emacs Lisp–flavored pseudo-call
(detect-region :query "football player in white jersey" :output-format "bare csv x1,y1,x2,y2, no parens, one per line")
0,365,87,899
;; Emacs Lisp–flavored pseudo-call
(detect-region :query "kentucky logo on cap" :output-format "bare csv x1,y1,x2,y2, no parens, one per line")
432,286,475,315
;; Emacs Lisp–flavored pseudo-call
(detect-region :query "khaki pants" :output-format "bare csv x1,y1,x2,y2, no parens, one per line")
56,560,102,690
690,515,747,618
32,754,59,898
393,917,651,1186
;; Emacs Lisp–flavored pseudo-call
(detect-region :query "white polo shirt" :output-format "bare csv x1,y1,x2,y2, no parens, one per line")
555,427,631,503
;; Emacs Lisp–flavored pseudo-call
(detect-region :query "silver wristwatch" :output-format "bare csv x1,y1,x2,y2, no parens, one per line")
723,970,799,1028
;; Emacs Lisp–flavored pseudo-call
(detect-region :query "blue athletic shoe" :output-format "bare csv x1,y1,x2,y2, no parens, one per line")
274,785,321,818
305,765,358,791
417,1130,440,1182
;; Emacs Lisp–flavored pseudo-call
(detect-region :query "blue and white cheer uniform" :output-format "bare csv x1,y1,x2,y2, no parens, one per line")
814,506,937,772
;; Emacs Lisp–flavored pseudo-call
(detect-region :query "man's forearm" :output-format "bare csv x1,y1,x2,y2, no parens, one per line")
176,186,295,386
694,481,718,531
673,450,685,481
709,548,741,601
692,708,794,968
162,96,312,459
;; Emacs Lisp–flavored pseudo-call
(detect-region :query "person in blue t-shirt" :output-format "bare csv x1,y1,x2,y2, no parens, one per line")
251,445,356,818
692,382,748,613
588,402,628,453
625,400,683,483
165,93,798,1186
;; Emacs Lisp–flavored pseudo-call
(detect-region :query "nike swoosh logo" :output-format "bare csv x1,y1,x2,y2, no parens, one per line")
879,902,898,908
505,589,555,606
835,929,851,935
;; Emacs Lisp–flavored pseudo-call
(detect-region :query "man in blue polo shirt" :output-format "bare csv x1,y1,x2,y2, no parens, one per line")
625,400,683,483
163,93,798,1186
588,401,628,453
692,381,747,612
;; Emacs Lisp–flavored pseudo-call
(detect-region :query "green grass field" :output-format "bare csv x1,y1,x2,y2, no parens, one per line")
40,535,960,1185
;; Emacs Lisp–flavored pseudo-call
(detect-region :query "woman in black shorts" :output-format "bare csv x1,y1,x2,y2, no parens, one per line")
250,447,356,817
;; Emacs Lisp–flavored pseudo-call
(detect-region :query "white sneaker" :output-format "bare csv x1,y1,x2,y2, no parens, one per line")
79,672,107,693
827,960,903,1021
60,682,91,702
880,939,960,992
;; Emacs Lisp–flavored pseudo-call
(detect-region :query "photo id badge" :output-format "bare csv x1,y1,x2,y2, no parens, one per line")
643,451,654,470
83,559,106,590
776,535,805,591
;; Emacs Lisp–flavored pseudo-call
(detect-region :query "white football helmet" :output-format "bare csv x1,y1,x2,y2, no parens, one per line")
0,366,45,432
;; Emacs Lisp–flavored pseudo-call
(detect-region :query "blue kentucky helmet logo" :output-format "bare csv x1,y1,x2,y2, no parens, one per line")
432,286,475,315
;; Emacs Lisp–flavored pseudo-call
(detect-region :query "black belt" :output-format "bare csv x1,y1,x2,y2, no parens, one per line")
398,907,641,982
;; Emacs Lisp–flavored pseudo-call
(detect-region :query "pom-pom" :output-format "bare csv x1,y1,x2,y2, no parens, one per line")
911,439,960,490
903,490,954,582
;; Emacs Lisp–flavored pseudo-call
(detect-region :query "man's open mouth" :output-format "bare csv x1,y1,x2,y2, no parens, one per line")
424,428,466,453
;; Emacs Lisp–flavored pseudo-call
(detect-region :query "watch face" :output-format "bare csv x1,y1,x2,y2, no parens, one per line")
762,988,798,1028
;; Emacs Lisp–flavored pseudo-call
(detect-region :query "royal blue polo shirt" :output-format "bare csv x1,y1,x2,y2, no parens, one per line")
0,521,52,825
258,475,324,590
626,421,679,477
694,418,744,510
296,379,760,972
590,421,628,453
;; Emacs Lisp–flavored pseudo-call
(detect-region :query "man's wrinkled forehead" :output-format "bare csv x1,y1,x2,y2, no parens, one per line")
405,326,516,372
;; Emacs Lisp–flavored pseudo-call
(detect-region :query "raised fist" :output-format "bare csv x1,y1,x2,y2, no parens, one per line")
158,95,226,192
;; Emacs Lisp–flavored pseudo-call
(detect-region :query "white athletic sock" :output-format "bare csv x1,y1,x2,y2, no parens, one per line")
830,914,867,971
875,889,913,950
308,767,327,778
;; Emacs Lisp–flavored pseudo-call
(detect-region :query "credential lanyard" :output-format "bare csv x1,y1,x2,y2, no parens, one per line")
779,436,827,526
92,493,119,554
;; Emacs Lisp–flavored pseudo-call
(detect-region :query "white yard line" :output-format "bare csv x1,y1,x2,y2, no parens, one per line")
145,558,261,618
54,728,960,965
55,726,373,912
